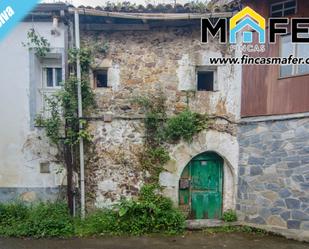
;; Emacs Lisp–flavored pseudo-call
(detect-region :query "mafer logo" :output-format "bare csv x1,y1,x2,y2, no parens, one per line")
201,6,309,45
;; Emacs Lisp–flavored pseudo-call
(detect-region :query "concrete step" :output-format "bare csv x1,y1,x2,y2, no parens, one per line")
186,219,240,230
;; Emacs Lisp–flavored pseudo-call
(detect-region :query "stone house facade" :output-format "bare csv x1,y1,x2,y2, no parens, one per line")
0,0,309,239
78,5,241,218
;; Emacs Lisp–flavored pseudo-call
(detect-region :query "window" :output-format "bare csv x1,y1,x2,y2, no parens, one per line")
271,0,297,17
94,70,108,88
43,67,63,88
197,70,216,91
280,34,309,78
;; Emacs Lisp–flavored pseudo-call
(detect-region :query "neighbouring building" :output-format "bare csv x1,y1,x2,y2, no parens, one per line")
0,0,308,240
237,0,309,234
0,3,70,202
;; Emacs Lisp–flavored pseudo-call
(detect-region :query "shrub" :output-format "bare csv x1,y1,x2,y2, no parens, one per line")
75,209,118,236
77,184,185,236
0,187,185,238
164,109,208,143
0,202,30,237
222,210,237,222
25,202,74,238
0,202,73,238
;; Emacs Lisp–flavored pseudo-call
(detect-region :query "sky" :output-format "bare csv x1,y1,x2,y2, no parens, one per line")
42,0,206,7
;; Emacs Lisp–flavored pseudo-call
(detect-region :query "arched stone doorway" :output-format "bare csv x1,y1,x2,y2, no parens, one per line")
159,130,238,219
179,152,224,219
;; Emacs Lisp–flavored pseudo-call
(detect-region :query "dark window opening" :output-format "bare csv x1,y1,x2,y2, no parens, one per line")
197,71,214,91
271,0,296,17
284,0,296,9
284,8,295,16
95,70,108,88
46,68,53,87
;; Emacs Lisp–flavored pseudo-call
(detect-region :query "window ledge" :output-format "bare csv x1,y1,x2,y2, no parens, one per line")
278,73,309,80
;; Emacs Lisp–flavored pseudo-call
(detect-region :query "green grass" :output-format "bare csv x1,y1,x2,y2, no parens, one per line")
0,185,185,238
203,225,268,235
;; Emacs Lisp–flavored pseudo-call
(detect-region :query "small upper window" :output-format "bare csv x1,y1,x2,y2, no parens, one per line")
43,67,63,88
94,70,108,88
271,0,297,17
197,70,216,91
280,34,309,78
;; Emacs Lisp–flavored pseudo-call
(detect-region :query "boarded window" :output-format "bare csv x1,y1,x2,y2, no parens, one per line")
197,71,214,91
95,70,108,88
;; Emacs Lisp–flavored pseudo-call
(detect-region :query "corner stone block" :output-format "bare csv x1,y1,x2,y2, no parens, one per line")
159,172,178,188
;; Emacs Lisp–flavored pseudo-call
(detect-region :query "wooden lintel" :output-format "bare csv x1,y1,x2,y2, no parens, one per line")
80,23,150,31
69,7,233,21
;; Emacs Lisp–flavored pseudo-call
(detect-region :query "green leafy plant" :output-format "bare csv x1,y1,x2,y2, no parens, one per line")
68,47,93,73
0,202,73,238
134,94,209,183
76,184,185,236
222,209,238,222
35,47,96,146
139,146,170,171
23,28,51,57
34,45,96,214
133,94,169,182
165,109,208,143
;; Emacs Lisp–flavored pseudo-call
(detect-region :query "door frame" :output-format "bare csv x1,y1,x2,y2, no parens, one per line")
179,151,224,219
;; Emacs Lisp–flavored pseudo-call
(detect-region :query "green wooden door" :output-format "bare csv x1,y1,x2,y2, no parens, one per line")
179,152,223,219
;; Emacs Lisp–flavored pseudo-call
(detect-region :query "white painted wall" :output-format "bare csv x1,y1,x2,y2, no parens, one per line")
0,22,67,190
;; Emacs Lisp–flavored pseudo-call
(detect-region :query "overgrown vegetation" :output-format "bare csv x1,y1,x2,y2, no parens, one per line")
35,47,96,147
0,185,185,238
222,210,238,222
0,199,268,238
0,202,73,238
165,109,208,143
22,29,50,57
76,184,185,236
28,28,98,214
134,94,208,182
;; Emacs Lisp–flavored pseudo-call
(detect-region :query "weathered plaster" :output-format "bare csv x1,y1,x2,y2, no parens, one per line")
0,22,67,201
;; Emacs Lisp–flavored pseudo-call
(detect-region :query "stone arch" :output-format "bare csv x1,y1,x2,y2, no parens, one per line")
159,130,238,213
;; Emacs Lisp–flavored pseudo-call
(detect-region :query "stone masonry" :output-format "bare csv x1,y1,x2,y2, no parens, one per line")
238,117,309,231
83,27,242,208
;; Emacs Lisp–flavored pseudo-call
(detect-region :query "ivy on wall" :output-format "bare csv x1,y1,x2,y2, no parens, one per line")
134,92,209,183
22,29,51,57
28,28,98,212
35,47,96,147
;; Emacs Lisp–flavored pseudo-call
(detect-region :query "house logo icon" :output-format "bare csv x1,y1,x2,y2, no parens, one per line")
230,7,266,44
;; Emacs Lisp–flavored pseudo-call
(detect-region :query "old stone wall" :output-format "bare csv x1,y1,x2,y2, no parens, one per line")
238,117,309,231
83,27,242,208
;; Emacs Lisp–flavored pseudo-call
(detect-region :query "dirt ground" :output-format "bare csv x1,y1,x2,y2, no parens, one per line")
0,232,309,249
